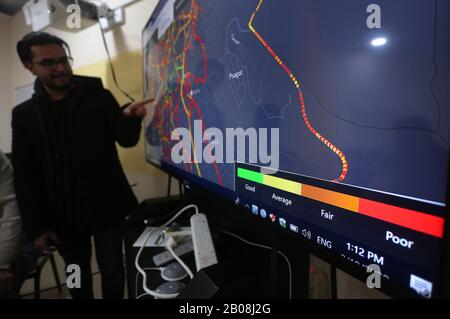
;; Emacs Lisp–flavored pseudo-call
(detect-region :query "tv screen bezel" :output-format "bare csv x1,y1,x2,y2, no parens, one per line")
140,0,450,299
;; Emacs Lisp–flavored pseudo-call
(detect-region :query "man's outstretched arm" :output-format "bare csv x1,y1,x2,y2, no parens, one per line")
103,90,154,147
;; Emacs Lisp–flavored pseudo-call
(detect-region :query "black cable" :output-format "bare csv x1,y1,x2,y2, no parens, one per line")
98,23,136,103
178,179,183,196
269,241,279,298
167,174,172,196
218,229,293,299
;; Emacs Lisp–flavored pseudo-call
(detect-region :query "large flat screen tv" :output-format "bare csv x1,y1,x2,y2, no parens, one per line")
142,0,450,298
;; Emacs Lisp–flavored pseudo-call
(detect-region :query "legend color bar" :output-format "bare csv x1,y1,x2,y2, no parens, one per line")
236,167,444,238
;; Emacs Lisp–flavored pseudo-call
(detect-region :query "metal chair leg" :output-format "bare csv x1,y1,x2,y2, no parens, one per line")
49,253,62,292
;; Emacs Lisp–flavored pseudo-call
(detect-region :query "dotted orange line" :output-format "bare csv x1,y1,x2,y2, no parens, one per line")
248,0,348,182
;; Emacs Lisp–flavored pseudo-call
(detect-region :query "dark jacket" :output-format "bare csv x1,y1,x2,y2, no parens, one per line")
12,75,141,241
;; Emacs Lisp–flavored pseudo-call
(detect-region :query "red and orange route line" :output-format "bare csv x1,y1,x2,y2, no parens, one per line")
150,0,223,186
248,0,348,182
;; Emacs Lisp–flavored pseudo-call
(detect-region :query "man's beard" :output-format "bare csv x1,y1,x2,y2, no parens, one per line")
43,73,74,91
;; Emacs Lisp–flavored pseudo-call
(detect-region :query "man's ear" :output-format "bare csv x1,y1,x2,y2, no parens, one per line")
24,63,36,75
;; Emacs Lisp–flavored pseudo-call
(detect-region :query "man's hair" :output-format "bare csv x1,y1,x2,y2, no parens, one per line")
16,32,71,64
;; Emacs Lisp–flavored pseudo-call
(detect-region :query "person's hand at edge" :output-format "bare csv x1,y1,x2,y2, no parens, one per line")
33,230,61,252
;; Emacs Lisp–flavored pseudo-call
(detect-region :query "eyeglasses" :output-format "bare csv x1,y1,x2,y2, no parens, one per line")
32,56,73,69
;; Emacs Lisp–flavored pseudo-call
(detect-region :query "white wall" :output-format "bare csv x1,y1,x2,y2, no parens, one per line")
0,14,13,153
10,0,158,88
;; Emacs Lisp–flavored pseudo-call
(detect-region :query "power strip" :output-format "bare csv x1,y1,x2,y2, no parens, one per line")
190,213,218,271
152,240,194,266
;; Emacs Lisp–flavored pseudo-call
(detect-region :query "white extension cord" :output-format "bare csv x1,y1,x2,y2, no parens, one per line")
134,204,198,299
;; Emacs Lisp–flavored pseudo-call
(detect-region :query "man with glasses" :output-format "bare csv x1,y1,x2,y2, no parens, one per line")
12,32,152,299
